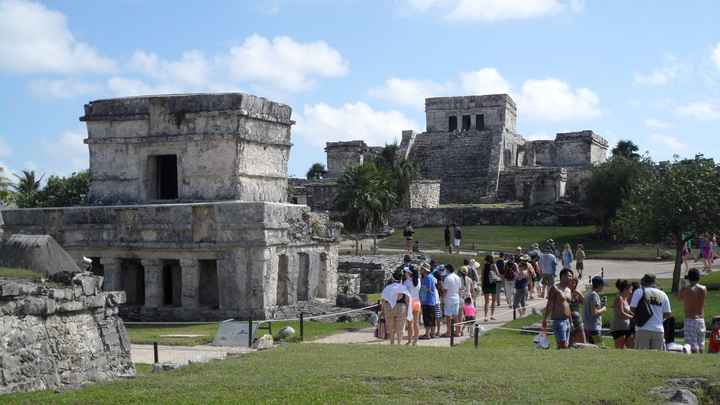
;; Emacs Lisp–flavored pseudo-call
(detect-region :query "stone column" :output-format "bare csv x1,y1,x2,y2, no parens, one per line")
141,259,163,308
100,257,122,292
180,258,200,308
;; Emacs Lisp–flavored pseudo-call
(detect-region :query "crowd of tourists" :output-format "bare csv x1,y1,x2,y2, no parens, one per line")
380,240,720,353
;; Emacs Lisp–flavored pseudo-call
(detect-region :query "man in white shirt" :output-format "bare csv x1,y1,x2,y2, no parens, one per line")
630,273,672,351
442,264,462,337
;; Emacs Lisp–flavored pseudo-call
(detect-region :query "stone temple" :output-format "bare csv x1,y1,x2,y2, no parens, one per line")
0,93,339,321
297,94,608,211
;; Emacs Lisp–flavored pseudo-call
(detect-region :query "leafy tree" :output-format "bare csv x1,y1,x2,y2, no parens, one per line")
611,140,641,160
374,143,418,207
585,156,652,236
12,170,43,208
335,162,397,233
614,155,720,292
0,166,11,205
36,170,90,207
305,163,326,180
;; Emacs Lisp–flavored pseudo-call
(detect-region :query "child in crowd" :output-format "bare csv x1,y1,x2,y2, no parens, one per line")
710,316,720,354
462,297,476,335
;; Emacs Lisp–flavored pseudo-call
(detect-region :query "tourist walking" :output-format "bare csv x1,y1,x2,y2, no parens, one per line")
513,255,531,316
529,255,540,299
502,255,517,308
462,297,476,335
709,316,720,353
539,247,558,299
458,266,476,334
541,268,574,349
702,235,715,273
582,276,607,345
403,222,415,254
452,224,462,254
444,225,452,254
441,265,462,337
629,273,672,351
681,241,691,273
381,272,413,345
568,277,586,345
481,255,499,322
431,263,445,337
403,267,421,345
575,243,586,278
678,268,707,353
561,243,574,270
611,279,634,349
419,265,438,339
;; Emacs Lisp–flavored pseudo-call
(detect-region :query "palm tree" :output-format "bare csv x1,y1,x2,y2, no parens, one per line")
335,162,397,233
611,140,641,160
306,163,326,180
12,170,43,208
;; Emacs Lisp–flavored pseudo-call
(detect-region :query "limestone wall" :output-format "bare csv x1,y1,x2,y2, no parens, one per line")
0,274,134,394
82,93,292,205
408,180,440,208
337,255,404,294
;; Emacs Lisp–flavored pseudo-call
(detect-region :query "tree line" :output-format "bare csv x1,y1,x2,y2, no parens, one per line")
0,169,90,208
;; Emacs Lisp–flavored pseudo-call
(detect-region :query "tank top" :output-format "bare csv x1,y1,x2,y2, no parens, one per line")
482,263,495,286
611,296,631,331
514,269,529,289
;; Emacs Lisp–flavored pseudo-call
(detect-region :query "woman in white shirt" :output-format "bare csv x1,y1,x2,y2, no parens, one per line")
403,267,421,346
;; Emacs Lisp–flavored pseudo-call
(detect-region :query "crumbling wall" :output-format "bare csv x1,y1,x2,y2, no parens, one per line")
407,180,441,208
337,255,404,293
0,274,134,394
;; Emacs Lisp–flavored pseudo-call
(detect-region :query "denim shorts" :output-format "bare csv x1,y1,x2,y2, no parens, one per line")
444,301,460,317
552,319,571,344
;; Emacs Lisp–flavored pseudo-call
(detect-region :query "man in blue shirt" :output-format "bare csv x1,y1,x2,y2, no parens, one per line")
539,250,558,298
419,265,438,339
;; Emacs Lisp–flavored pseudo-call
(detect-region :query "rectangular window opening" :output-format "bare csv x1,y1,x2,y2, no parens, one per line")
476,114,485,130
461,115,471,131
149,155,178,200
448,116,457,131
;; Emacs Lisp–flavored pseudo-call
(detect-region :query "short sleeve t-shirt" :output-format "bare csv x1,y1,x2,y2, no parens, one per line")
419,274,438,306
582,291,603,331
443,273,462,304
630,287,671,332
539,253,557,276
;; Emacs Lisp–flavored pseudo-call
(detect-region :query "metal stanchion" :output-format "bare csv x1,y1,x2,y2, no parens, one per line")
513,308,517,320
248,317,253,347
450,328,455,347
300,312,304,342
153,342,159,364
474,324,480,348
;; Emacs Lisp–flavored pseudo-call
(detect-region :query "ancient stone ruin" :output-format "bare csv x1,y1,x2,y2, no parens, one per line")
0,271,134,394
0,93,340,321
295,94,608,212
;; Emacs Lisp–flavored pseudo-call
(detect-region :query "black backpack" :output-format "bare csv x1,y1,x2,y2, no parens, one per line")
633,288,653,327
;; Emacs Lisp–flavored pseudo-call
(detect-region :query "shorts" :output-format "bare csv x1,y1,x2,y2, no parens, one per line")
444,301,460,317
464,316,476,322
434,304,442,320
576,261,584,271
684,319,706,351
482,283,497,295
570,312,584,333
611,330,632,340
453,239,461,248
584,329,602,344
552,318,571,345
634,329,666,351
421,304,436,327
513,287,528,309
542,274,555,286
412,300,421,313
383,302,407,333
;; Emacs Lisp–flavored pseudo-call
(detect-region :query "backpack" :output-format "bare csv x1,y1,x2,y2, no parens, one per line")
633,288,653,327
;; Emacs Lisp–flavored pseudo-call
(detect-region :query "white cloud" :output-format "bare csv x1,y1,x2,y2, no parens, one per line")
225,34,349,92
634,67,678,86
107,77,179,97
28,78,100,99
369,78,448,110
0,136,12,158
643,118,671,129
0,0,115,74
294,102,418,147
460,68,512,95
712,43,720,69
403,0,582,22
675,101,720,121
516,78,601,122
42,129,88,174
649,133,686,150
129,49,210,87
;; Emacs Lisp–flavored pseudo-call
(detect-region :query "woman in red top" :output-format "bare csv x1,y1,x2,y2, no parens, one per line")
709,316,720,354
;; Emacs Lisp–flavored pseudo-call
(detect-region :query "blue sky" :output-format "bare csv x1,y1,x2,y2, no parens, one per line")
1,0,719,180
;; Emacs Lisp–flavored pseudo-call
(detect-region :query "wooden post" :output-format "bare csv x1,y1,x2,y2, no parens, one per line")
153,342,159,364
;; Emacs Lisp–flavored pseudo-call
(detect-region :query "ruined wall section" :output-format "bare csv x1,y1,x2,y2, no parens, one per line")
82,93,292,205
0,274,134,394
325,141,367,179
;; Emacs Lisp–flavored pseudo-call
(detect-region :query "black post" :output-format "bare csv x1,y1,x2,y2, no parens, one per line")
474,324,479,348
450,327,455,347
375,300,381,314
300,312,305,342
153,341,159,364
248,317,253,347
601,267,605,279
268,321,272,336
513,308,517,320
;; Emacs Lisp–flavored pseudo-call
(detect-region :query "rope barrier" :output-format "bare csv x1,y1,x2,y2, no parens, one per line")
253,303,380,326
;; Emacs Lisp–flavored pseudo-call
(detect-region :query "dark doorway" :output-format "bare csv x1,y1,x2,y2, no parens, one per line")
151,155,178,200
297,253,310,301
461,115,471,131
162,261,182,307
476,114,485,130
277,255,289,305
448,116,457,131
199,260,219,308
121,259,145,305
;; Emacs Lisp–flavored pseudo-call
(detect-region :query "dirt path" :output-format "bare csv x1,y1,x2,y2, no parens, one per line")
131,344,252,365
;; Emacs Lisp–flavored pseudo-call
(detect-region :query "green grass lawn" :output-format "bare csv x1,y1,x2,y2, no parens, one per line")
7,337,720,403
381,225,672,260
0,266,43,281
